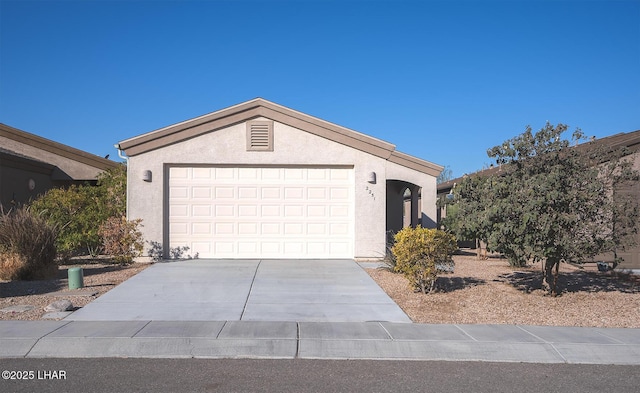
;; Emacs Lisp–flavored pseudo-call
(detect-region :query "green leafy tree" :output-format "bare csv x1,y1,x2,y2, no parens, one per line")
447,123,639,295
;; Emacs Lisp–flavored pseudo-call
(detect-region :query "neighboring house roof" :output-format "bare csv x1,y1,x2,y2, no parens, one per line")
437,129,640,194
0,146,56,174
117,98,443,177
0,123,118,180
585,129,640,153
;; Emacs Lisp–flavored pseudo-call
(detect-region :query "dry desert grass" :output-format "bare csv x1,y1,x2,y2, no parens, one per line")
367,252,640,328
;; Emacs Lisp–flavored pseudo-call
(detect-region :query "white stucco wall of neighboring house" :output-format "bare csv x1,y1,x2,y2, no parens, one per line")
126,117,438,260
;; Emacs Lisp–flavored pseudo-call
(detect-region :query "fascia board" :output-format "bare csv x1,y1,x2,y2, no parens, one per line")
119,98,396,159
389,150,443,177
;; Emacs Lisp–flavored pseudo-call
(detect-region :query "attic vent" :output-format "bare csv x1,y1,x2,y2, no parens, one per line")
246,120,274,151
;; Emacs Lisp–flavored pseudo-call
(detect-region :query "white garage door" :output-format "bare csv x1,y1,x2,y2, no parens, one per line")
168,166,354,258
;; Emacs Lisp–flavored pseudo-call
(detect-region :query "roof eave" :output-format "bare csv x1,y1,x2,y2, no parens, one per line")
0,123,119,171
118,98,397,160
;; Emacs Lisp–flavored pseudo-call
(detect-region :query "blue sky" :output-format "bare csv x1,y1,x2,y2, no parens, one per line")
1,0,638,178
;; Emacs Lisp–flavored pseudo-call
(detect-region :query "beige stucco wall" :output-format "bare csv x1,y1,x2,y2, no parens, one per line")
0,136,107,180
127,118,438,260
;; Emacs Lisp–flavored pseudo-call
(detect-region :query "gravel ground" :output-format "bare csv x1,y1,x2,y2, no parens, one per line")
0,261,149,320
2,254,638,327
367,252,640,328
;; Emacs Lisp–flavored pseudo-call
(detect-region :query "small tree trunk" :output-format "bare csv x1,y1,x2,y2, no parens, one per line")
543,257,561,296
418,277,427,295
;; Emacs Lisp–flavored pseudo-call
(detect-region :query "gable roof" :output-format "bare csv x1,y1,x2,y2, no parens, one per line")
117,98,443,177
0,123,118,173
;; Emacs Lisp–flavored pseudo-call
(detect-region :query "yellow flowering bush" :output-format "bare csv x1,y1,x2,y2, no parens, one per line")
391,226,457,294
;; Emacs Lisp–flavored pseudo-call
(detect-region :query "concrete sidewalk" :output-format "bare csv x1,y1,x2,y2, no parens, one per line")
1,320,639,364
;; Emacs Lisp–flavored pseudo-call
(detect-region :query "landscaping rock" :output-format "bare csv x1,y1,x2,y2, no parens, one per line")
44,299,73,312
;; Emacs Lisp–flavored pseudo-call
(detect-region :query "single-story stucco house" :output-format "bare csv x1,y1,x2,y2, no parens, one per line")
117,98,443,260
0,123,119,208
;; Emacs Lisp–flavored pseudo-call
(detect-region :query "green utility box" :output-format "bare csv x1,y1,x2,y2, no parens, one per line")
68,267,84,289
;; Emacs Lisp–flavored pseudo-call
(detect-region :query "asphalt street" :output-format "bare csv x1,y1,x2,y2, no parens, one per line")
1,358,638,393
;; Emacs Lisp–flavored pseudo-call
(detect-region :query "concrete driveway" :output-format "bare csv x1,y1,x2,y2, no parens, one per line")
65,259,411,323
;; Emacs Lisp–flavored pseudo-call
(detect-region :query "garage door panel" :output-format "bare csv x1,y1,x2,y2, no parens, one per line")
170,186,189,199
170,222,188,235
191,187,212,199
170,204,189,218
238,168,258,179
284,187,304,199
307,223,327,235
261,205,281,216
170,167,189,179
262,168,281,180
307,188,327,199
330,169,350,180
238,205,258,217
214,242,234,254
284,168,304,179
189,242,212,255
284,205,304,217
238,242,257,254
261,187,281,199
284,223,304,235
238,222,258,235
284,242,305,254
238,187,258,199
261,222,280,235
307,168,328,181
215,187,234,198
213,222,233,235
261,242,280,254
215,205,234,217
192,167,213,179
169,166,354,258
307,205,327,217
215,168,234,179
192,222,213,235
191,205,212,217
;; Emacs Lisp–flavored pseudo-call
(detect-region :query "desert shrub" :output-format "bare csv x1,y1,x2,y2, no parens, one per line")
29,185,103,258
95,164,127,218
0,207,58,280
29,163,127,258
98,217,144,264
391,226,457,294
